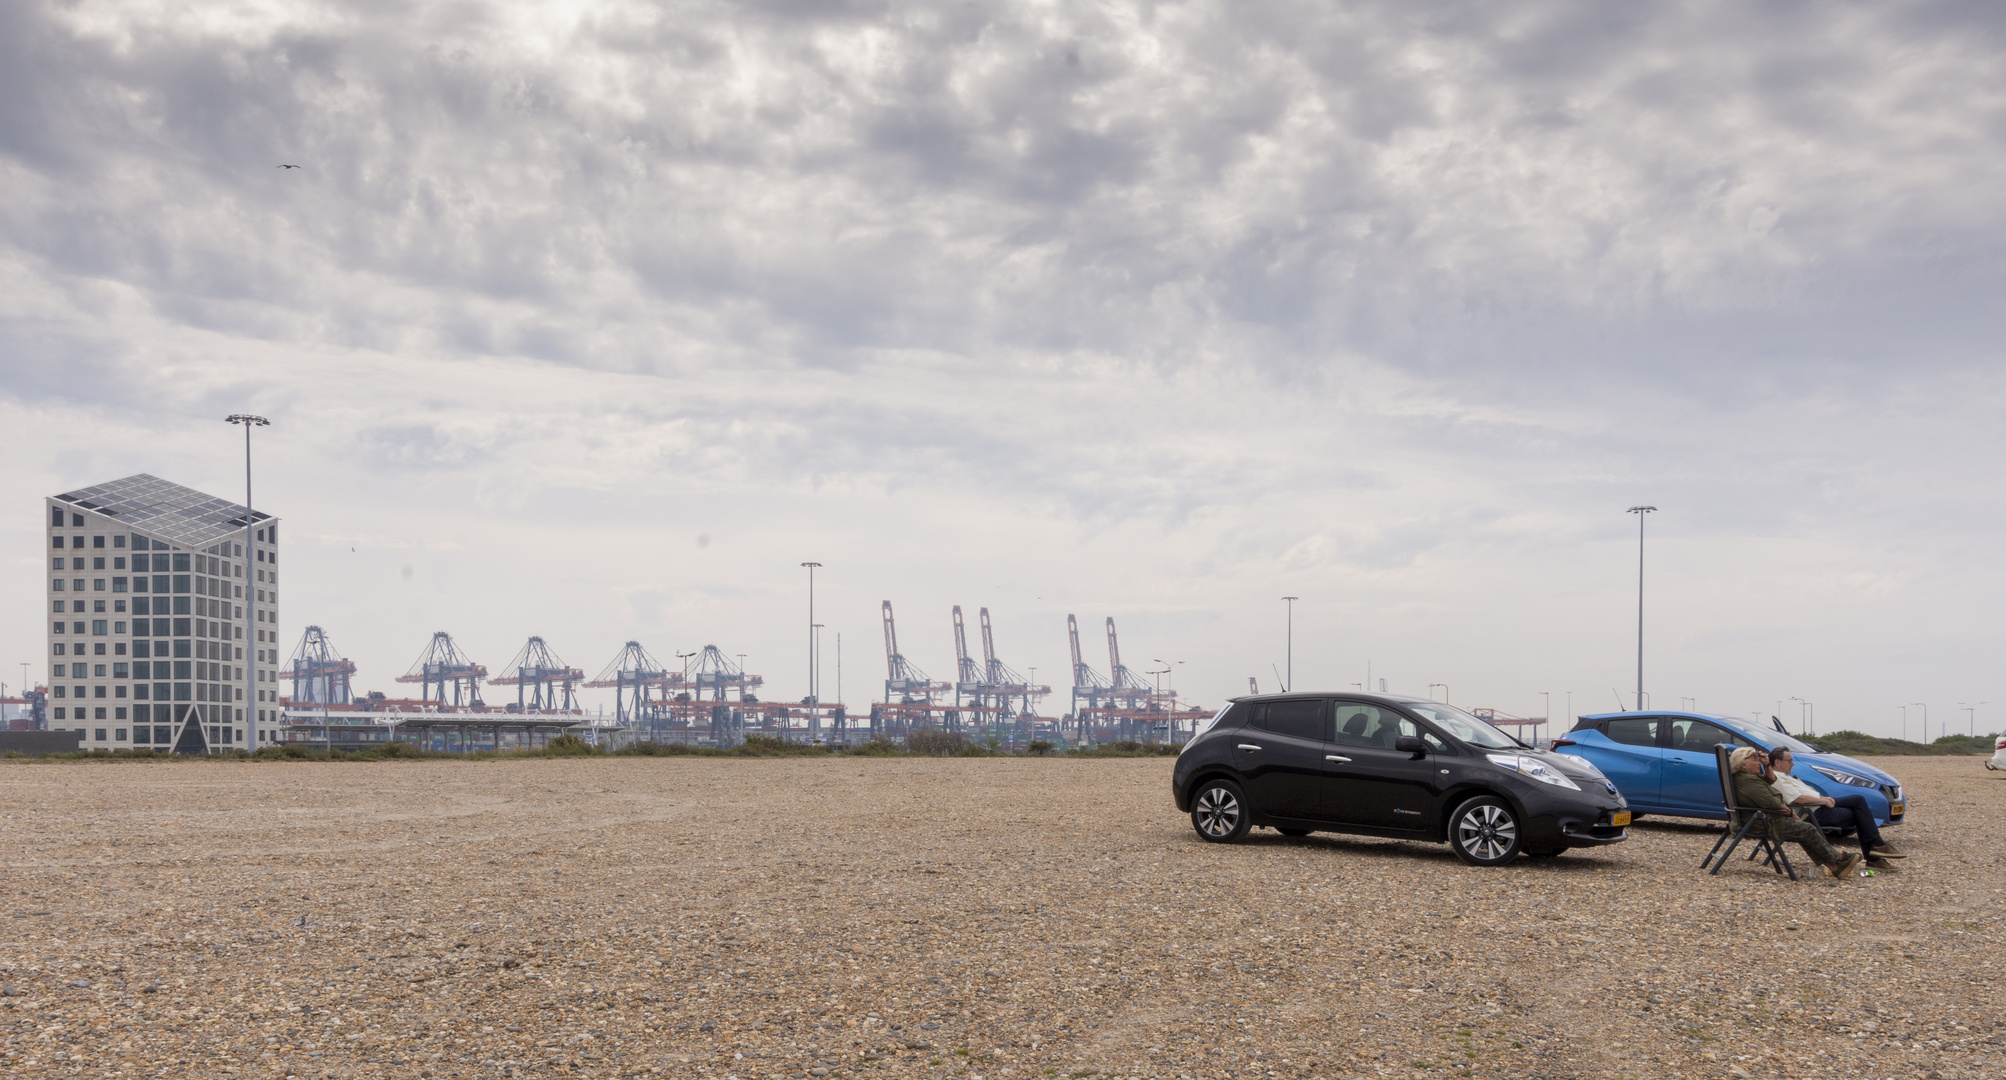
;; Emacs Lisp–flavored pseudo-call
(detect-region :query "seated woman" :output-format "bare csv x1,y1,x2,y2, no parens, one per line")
1729,747,1864,880
1765,747,1906,868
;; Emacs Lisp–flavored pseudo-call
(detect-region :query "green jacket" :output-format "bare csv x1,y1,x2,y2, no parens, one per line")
1732,770,1785,812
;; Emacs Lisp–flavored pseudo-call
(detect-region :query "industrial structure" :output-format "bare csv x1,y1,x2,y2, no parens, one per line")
285,626,355,705
41,474,279,754
1066,615,1208,742
585,641,673,728
396,632,487,707
951,606,1050,724
490,636,583,711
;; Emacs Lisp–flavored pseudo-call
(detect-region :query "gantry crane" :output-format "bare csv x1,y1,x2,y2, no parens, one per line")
489,636,584,711
395,631,487,707
285,625,357,705
585,641,678,727
874,600,951,735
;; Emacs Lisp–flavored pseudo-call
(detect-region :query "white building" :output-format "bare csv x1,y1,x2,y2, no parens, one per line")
45,475,280,753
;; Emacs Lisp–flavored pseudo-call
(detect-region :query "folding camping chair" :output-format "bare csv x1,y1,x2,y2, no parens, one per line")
1699,742,1798,880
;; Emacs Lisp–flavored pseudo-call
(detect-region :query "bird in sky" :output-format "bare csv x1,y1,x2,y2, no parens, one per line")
277,164,301,169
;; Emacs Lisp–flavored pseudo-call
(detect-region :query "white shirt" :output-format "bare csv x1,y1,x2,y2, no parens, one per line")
1770,770,1825,807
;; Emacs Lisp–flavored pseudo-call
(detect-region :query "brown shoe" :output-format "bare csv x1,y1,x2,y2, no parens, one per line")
1865,855,1894,870
1831,852,1865,879
1872,843,1907,859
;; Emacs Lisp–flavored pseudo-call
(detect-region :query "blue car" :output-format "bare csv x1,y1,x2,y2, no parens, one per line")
1554,711,1905,829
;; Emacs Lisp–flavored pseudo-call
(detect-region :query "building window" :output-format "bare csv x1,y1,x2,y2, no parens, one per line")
94,685,106,698
133,725,149,744
172,554,190,572
114,535,126,549
52,643,64,656
52,707,65,719
50,506,63,528
93,620,108,635
93,664,106,677
92,535,105,548
113,577,127,592
72,578,84,590
115,728,127,739
133,683,149,700
52,687,65,699
93,557,105,570
52,578,64,592
114,641,126,654
72,621,84,634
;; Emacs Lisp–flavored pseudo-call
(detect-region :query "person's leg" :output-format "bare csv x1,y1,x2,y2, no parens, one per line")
1821,794,1885,850
1778,816,1842,867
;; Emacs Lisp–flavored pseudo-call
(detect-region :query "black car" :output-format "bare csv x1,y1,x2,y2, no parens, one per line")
1171,693,1631,865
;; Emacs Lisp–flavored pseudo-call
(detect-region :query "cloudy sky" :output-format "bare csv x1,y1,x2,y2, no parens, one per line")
4,0,2002,737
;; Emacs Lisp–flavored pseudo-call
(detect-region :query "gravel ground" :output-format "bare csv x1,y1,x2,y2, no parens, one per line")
0,755,1999,1080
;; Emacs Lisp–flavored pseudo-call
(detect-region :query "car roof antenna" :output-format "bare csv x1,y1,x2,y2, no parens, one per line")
1611,688,1627,711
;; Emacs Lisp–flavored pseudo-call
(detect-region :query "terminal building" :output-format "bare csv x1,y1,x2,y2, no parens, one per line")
44,474,280,753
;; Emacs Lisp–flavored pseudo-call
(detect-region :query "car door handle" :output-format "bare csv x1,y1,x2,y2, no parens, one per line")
1237,743,1263,752
1325,755,1351,763
1670,757,1685,764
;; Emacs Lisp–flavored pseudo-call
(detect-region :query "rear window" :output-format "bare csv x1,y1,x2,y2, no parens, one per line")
1253,700,1326,741
1604,717,1661,747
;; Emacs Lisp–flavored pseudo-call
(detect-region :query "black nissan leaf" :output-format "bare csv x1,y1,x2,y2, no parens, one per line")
1171,693,1630,865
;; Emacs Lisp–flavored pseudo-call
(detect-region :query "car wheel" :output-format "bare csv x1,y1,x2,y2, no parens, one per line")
1447,796,1523,866
1190,779,1251,844
1278,828,1310,837
1988,762,1999,771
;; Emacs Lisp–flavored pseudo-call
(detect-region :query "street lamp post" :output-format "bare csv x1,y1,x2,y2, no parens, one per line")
1152,659,1183,743
226,414,269,753
677,651,696,744
811,623,825,741
801,562,821,744
1626,505,1657,711
1911,702,1929,743
1428,683,1448,703
1898,704,1907,742
1281,597,1298,692
1962,702,1987,737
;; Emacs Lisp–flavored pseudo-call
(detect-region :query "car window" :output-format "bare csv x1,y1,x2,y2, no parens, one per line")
1604,717,1662,748
1332,704,1403,748
1669,719,1751,753
1396,717,1452,753
1253,699,1326,741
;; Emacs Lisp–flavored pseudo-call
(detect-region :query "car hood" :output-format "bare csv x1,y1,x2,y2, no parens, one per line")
1799,752,1900,788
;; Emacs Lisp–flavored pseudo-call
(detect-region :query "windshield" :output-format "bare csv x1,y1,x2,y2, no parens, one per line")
1402,702,1522,750
1716,718,1820,755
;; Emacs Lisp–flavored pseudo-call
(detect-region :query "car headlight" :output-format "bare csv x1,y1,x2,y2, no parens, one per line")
1487,753,1581,790
1557,753,1606,778
1810,764,1878,789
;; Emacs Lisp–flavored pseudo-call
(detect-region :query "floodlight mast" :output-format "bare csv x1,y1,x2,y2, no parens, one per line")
227,414,270,752
1627,506,1657,711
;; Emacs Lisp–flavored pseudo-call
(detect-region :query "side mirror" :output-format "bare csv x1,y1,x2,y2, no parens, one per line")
1394,735,1428,755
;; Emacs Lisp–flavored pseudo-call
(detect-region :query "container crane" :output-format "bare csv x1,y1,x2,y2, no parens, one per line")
285,625,356,705
489,636,583,711
395,631,487,707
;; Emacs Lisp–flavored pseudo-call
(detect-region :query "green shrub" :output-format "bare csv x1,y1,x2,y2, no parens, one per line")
1026,740,1056,756
543,734,601,756
1803,730,1989,757
905,729,969,757
1070,740,1184,758
842,738,905,757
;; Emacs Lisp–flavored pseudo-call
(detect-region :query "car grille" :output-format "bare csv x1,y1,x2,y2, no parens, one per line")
1881,783,1902,807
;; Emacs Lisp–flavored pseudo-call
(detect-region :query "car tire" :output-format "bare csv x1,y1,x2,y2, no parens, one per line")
1447,796,1523,866
1278,828,1310,837
1190,779,1251,844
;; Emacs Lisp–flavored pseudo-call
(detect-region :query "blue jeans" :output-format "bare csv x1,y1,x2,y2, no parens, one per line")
1812,793,1885,850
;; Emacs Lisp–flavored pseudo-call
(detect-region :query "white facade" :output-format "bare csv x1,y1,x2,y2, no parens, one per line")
44,474,280,753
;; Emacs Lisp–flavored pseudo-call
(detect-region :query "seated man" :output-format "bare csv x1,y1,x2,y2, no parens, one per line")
1729,746,1864,880
1766,747,1907,868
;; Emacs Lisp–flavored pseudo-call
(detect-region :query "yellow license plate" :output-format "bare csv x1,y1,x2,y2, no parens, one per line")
1890,803,1904,817
1611,811,1632,827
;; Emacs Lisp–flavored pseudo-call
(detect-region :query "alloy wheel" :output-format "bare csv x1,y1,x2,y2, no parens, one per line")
1456,802,1518,861
1195,785,1241,838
